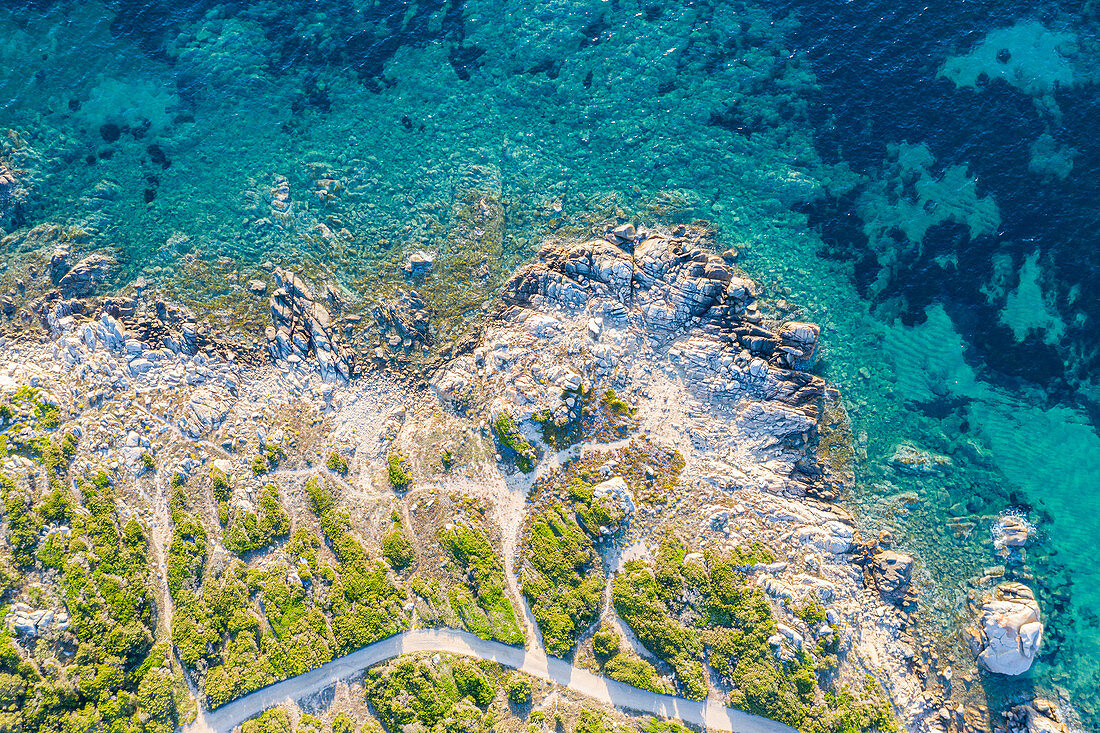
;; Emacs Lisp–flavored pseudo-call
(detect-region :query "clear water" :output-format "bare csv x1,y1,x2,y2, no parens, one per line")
2,0,1099,726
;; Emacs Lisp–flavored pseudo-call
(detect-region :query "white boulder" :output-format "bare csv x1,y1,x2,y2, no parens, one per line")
968,582,1043,675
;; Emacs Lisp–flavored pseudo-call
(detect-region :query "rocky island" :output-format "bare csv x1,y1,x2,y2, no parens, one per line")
0,218,1073,733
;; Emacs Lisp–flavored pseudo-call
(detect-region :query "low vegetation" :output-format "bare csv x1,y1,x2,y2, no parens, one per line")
326,451,349,475
388,452,411,491
383,517,415,571
367,655,507,733
613,536,896,731
168,474,407,709
520,501,604,656
520,442,680,656
490,413,536,473
594,620,668,695
0,462,186,733
438,523,524,645
591,624,671,694
531,384,637,450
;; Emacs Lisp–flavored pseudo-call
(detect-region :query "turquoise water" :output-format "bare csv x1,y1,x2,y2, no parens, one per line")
2,0,1099,726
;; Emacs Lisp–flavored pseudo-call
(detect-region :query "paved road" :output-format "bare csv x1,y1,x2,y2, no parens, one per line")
189,628,796,733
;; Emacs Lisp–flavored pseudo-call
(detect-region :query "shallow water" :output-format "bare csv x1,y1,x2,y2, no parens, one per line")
2,0,1099,726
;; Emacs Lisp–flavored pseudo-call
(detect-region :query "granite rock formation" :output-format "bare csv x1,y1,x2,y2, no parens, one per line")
967,582,1043,675
266,268,351,382
439,227,829,474
1000,698,1070,733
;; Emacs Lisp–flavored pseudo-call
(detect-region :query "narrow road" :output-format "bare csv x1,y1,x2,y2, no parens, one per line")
188,628,796,733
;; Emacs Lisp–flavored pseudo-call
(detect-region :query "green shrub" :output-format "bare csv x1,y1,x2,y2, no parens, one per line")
452,660,494,707
304,476,335,515
640,719,692,733
252,455,269,476
592,628,620,660
33,431,78,487
601,389,632,416
440,524,524,645
331,713,356,733
242,707,292,733
602,653,669,695
382,527,415,570
793,600,827,626
576,710,608,733
297,714,324,733
37,405,60,429
491,413,536,473
265,444,285,468
326,451,349,475
211,468,231,502
387,452,411,491
38,487,73,524
507,676,531,705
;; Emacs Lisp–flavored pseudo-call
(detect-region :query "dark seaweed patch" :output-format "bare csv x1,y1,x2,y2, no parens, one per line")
449,45,486,81
99,123,121,143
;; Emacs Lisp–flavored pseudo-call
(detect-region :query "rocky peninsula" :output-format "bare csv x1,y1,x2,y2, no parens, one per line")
0,220,1074,733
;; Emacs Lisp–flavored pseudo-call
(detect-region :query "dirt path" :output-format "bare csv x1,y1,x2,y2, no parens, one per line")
147,471,174,640
185,628,797,733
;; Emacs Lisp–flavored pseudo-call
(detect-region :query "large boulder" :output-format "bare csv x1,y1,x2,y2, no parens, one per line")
967,582,1043,675
992,515,1031,553
870,550,913,603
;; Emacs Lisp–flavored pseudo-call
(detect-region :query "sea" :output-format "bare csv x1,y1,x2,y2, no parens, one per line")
1,0,1098,727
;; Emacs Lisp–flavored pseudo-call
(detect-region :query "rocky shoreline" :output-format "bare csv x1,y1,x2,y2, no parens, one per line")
0,222,1077,733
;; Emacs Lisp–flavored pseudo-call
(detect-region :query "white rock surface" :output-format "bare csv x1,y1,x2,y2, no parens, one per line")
969,582,1043,675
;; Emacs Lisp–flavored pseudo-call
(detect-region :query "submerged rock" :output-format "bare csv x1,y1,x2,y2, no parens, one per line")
58,253,116,297
967,582,1043,675
887,442,951,474
0,159,29,231
402,250,435,277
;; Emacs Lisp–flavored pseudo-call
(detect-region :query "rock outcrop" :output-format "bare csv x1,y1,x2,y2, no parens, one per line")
992,515,1031,553
966,582,1043,675
852,531,917,613
432,228,934,725
870,550,914,603
5,604,70,637
439,227,830,475
1000,698,1070,733
374,290,431,352
58,253,117,297
267,268,351,382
